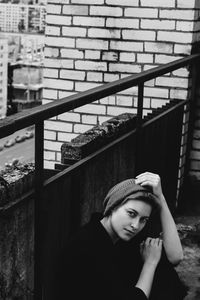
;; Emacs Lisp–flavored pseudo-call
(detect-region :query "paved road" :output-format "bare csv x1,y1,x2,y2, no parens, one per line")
0,128,34,170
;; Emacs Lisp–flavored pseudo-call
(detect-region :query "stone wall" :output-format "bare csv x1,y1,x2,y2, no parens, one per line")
43,0,200,189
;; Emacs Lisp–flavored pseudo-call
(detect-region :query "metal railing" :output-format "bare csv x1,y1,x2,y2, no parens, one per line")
0,52,200,300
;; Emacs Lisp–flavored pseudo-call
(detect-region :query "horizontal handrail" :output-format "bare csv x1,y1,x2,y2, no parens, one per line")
0,98,187,215
0,53,200,139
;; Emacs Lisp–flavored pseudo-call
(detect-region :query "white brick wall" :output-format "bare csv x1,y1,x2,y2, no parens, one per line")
43,0,200,170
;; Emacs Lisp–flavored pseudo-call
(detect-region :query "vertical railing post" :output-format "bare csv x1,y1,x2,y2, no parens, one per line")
137,83,144,128
34,121,44,300
135,83,144,174
179,59,199,208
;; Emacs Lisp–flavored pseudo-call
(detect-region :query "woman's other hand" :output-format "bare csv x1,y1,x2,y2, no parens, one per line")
140,237,162,267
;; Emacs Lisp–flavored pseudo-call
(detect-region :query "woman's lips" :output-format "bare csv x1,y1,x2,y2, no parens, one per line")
124,228,137,235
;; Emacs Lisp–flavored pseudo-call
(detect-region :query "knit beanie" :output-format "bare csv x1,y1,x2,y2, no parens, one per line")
103,178,155,216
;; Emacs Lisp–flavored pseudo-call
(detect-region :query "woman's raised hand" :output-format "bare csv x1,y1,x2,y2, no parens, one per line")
135,172,166,210
140,237,162,267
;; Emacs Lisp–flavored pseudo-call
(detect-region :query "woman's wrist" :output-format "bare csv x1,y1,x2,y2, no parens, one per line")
143,260,158,269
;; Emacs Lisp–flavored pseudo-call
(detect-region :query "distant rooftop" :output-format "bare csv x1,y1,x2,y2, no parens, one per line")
0,0,47,5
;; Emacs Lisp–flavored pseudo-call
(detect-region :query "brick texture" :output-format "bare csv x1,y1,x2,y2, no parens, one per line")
43,0,200,183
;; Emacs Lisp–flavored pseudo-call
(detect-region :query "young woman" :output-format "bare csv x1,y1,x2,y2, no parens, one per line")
53,172,187,300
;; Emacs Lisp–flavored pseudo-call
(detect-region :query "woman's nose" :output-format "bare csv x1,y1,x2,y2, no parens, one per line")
131,219,140,230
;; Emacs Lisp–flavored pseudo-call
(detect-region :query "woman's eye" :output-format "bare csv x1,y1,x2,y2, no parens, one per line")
141,218,148,224
127,211,136,217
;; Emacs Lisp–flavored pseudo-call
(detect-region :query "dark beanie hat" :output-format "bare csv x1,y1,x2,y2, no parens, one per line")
103,178,155,216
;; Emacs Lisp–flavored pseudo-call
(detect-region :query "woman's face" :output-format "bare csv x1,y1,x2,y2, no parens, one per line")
109,199,152,242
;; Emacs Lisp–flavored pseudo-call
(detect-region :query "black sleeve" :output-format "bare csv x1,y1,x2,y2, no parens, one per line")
125,287,148,300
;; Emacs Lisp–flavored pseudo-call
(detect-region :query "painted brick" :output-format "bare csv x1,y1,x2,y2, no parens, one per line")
62,26,87,37
177,0,196,8
44,160,56,169
44,78,74,90
56,152,61,162
120,52,135,62
102,51,118,61
145,42,173,54
74,104,106,115
75,60,107,71
176,21,194,32
74,124,94,133
158,31,193,43
47,4,61,14
159,10,195,21
98,116,112,123
43,99,53,105
63,5,89,15
170,89,188,100
193,130,200,139
45,37,75,48
82,114,98,124
44,151,56,160
144,87,169,98
48,0,70,3
174,44,192,55
134,97,151,108
58,132,78,142
75,81,100,91
77,38,108,50
144,79,155,87
110,41,143,52
141,0,174,7
99,96,115,105
151,98,169,108
44,47,59,58
46,15,71,25
143,64,158,71
72,0,104,4
85,50,101,60
43,89,57,99
155,54,182,64
43,68,59,78
44,58,74,69
44,140,63,152
116,95,133,107
137,53,153,63
61,49,84,59
109,63,141,73
122,30,156,41
45,120,73,132
141,20,175,30
125,8,158,18
88,28,120,39
60,70,86,81
118,86,138,96
46,26,60,36
106,18,139,29
156,77,188,88
106,0,139,6
58,112,81,123
107,106,137,116
90,6,123,17
58,91,75,98
190,161,200,170
44,130,57,140
73,16,105,27
87,72,103,82
104,73,120,82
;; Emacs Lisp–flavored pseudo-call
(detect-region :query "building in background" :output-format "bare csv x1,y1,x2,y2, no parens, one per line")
0,3,46,34
0,38,8,119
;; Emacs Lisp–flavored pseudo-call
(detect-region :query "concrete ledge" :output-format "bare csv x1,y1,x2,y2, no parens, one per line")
175,217,200,300
61,113,137,166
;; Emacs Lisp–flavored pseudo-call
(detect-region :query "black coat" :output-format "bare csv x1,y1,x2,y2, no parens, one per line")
52,213,187,300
